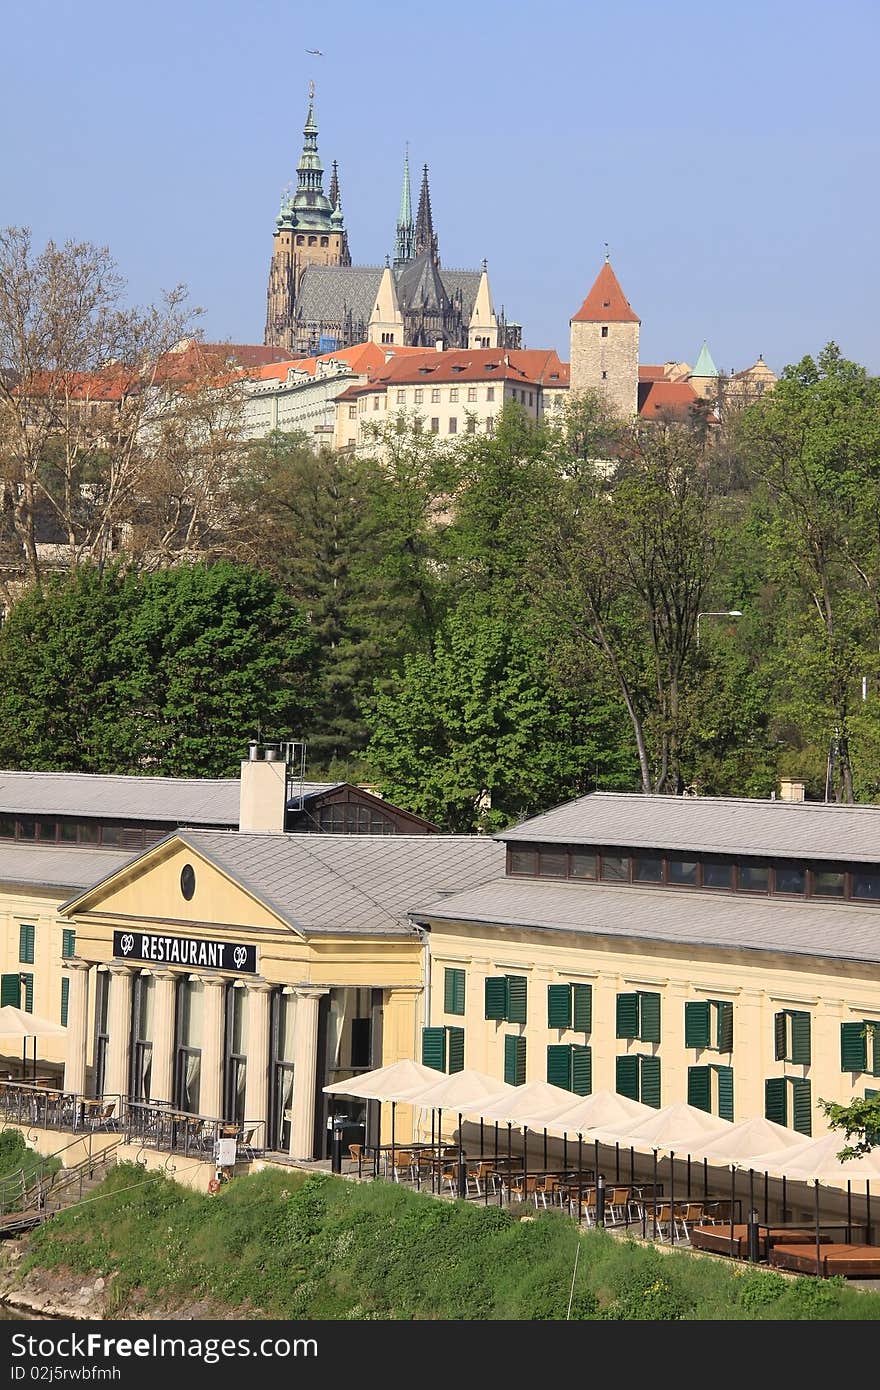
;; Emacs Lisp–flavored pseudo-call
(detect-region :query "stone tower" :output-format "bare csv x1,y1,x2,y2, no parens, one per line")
569,258,640,417
264,84,351,350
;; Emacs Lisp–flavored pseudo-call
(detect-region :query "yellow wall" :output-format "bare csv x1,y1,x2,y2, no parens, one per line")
0,884,73,1072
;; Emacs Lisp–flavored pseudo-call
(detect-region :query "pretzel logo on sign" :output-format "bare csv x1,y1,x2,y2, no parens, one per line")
233,946,247,970
120,934,135,956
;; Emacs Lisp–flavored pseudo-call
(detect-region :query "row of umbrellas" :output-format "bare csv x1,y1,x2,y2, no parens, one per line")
325,1059,880,1186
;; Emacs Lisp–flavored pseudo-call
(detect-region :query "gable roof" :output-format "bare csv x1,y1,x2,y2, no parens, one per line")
499,790,880,863
571,262,639,324
0,842,136,893
638,380,700,418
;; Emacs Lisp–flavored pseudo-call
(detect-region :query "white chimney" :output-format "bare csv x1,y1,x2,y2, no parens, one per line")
239,741,287,832
435,340,444,352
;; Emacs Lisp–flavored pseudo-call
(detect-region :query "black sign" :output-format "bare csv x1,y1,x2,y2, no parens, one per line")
112,930,257,974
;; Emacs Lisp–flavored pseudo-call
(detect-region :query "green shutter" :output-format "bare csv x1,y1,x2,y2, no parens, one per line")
716,1001,734,1053
685,1001,710,1049
444,968,465,1016
773,1012,787,1061
19,923,35,964
485,977,507,1020
547,1044,572,1090
841,1022,868,1073
61,929,76,960
1,974,21,1007
871,1024,880,1077
765,1076,787,1126
60,976,69,1027
791,1078,812,1136
572,983,592,1033
639,992,661,1043
571,1044,592,1097
790,1011,811,1066
716,1066,734,1121
20,973,33,1013
506,976,527,1025
616,1054,639,1100
547,984,572,1029
505,1034,526,1086
616,992,639,1039
421,1026,446,1072
640,1055,661,1109
688,1065,711,1112
447,1026,465,1074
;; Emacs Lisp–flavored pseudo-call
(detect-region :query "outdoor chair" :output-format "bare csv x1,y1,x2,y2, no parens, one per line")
534,1174,564,1208
605,1186,632,1226
465,1161,496,1198
347,1143,363,1172
390,1148,417,1183
675,1202,705,1241
650,1202,676,1240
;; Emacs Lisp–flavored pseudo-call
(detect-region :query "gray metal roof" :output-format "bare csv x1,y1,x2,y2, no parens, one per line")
295,265,383,331
439,269,482,321
412,876,880,967
0,770,342,827
499,791,880,863
0,843,136,892
175,831,505,937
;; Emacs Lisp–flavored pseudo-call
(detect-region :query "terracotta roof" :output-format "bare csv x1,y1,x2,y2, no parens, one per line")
18,368,134,402
638,365,666,382
365,347,544,388
509,349,570,385
571,262,639,324
638,380,700,418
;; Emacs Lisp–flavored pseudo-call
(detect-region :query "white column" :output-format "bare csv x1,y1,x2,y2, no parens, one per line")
103,965,133,1102
290,987,329,1161
150,970,177,1106
199,978,226,1118
244,982,273,1149
62,960,92,1096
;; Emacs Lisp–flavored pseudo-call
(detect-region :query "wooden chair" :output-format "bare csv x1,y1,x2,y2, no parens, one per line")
347,1143,363,1172
465,1161,496,1198
675,1202,705,1241
390,1148,417,1183
605,1186,632,1226
534,1174,563,1208
650,1202,676,1240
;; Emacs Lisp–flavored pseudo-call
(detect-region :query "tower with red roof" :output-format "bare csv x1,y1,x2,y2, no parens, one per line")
569,257,640,417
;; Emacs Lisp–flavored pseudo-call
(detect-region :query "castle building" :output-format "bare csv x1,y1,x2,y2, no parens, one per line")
264,91,521,356
569,257,641,418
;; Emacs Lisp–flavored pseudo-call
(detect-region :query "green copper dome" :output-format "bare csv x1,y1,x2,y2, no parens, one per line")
692,341,719,377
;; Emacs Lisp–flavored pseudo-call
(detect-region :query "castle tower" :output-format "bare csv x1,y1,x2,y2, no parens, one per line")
393,149,415,268
688,341,719,400
468,260,499,348
415,164,440,263
264,84,351,350
569,258,640,417
368,262,405,345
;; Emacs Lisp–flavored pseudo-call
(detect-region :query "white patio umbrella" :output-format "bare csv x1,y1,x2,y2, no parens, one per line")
477,1079,583,1126
683,1115,806,1165
589,1101,734,1152
544,1089,655,1139
322,1058,439,1102
410,1069,516,1114
742,1132,880,1185
0,1005,67,1082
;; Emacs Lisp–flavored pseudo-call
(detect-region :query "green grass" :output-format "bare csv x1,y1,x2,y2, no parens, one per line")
18,1164,880,1320
0,1129,59,1193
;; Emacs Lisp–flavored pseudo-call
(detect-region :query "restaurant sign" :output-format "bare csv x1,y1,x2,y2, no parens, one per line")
112,930,257,974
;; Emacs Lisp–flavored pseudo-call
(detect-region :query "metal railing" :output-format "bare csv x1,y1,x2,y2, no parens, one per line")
0,1081,123,1135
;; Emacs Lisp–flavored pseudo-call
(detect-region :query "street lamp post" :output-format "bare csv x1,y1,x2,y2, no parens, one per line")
696,609,742,650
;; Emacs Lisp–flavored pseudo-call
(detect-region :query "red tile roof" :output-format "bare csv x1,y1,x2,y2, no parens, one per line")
250,342,424,383
364,347,546,388
571,262,639,324
637,380,700,419
638,365,666,382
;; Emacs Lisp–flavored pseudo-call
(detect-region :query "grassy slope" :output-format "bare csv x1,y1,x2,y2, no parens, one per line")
18,1164,880,1321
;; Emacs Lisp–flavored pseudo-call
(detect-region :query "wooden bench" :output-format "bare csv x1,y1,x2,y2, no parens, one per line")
770,1243,880,1278
690,1224,822,1261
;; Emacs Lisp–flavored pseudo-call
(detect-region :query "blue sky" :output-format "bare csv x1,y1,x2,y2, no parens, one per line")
4,0,878,373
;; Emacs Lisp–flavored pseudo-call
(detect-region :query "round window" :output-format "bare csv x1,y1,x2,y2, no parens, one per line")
180,864,196,901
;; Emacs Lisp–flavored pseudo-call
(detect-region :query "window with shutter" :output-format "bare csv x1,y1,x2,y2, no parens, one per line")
20,973,33,1013
505,1034,526,1086
572,1044,592,1096
616,993,639,1039
688,1066,711,1111
773,1012,787,1061
573,983,592,1033
447,1026,465,1074
547,1044,572,1089
764,1076,787,1126
790,1012,811,1065
421,1026,446,1072
685,1001,710,1049
841,1022,868,1073
444,968,465,1016
60,976,69,1027
485,977,507,1020
716,1001,734,1053
506,976,527,1024
639,991,661,1043
1,974,21,1007
716,1066,734,1121
61,929,76,960
640,1055,661,1108
19,923,35,964
616,1054,639,1100
547,984,572,1029
791,1078,812,1135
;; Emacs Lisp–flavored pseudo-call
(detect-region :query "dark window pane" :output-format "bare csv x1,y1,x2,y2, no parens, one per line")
509,848,538,875
740,863,770,892
600,854,629,882
78,822,100,844
101,826,144,851
570,851,597,879
775,865,805,895
853,869,880,901
0,817,16,839
634,855,663,882
17,820,37,840
58,820,79,843
813,870,845,897
669,859,698,885
540,850,568,878
703,860,733,888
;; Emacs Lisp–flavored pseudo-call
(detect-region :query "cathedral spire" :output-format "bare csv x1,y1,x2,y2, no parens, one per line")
329,159,340,210
394,147,415,268
290,82,333,230
415,163,439,263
